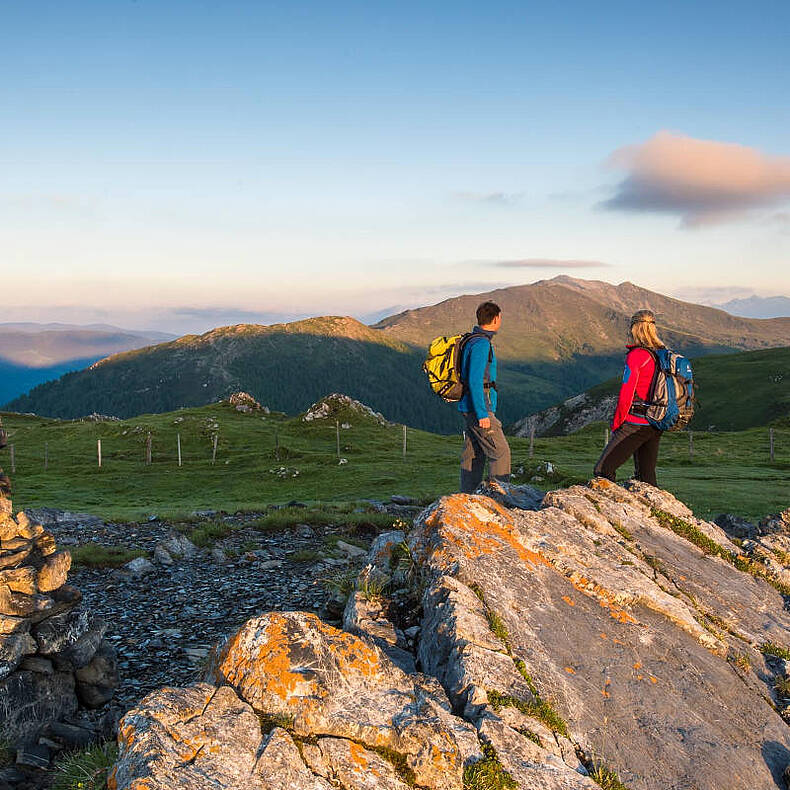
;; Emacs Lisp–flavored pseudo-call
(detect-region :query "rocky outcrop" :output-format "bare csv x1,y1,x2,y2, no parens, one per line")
111,481,790,789
0,496,119,750
510,391,616,437
227,391,269,413
302,393,390,426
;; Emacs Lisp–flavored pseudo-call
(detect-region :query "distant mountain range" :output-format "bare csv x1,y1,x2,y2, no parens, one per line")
716,295,790,319
0,324,174,404
5,277,790,433
512,345,790,436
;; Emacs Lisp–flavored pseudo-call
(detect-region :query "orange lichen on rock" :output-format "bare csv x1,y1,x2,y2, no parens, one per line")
564,666,576,674
212,612,385,710
421,494,552,570
348,741,371,771
568,572,638,625
213,616,309,703
562,596,576,607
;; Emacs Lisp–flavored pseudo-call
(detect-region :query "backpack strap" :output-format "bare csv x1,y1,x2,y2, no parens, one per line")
460,332,496,397
629,347,660,416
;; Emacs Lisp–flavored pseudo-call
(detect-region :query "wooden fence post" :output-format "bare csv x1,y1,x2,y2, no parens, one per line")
177,433,182,467
97,439,102,469
9,444,15,474
212,433,218,465
336,421,341,458
146,432,152,466
529,425,535,458
604,428,609,447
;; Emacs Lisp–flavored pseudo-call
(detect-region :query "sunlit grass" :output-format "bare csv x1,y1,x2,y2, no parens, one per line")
0,404,787,521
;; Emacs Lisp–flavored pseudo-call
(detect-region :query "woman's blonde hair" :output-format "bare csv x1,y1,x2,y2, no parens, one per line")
628,309,665,349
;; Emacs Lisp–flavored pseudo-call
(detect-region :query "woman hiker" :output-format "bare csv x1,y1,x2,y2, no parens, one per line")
594,309,664,487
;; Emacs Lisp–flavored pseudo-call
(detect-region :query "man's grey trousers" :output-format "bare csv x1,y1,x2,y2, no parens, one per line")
460,411,511,494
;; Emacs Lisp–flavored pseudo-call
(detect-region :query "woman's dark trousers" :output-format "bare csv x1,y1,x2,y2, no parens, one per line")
594,423,662,486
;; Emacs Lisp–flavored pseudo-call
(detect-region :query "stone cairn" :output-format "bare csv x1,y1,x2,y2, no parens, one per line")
0,494,119,773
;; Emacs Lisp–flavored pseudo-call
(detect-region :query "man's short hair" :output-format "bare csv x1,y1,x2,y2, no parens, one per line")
476,301,501,326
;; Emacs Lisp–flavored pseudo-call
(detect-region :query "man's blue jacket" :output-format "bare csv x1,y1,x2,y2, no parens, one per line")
457,326,498,420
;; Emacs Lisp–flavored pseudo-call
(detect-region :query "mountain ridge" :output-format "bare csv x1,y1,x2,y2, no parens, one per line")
6,277,790,432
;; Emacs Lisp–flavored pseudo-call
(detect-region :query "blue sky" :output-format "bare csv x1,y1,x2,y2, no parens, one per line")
1,0,789,332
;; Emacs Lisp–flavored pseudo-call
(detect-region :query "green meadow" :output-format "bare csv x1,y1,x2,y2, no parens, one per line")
0,402,787,522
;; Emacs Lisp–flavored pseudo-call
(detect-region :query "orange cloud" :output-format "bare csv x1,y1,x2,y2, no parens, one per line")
601,131,790,226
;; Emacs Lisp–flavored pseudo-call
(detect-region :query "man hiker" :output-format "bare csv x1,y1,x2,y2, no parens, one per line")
0,416,10,497
459,301,511,493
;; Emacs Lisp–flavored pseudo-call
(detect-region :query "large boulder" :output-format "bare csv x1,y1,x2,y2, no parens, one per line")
411,480,790,790
110,482,790,789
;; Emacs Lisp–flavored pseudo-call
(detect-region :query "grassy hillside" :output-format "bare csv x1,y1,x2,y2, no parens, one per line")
518,346,790,436
0,399,787,521
7,278,790,432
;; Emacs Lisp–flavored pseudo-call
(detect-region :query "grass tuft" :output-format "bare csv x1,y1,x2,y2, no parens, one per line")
761,642,790,661
730,652,751,672
651,508,727,558
641,554,665,575
513,658,539,697
589,762,630,790
611,521,634,541
288,549,323,564
486,689,569,738
775,676,790,697
258,712,295,734
463,743,518,790
358,571,388,602
651,507,790,597
469,584,511,652
369,745,418,787
70,545,147,568
517,727,543,747
51,742,118,790
190,520,234,547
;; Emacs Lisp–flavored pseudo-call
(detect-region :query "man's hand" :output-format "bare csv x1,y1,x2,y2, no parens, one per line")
478,417,491,429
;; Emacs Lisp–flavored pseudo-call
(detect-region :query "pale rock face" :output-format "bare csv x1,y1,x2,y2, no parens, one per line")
411,483,790,790
110,684,270,790
307,737,412,790
208,611,478,790
110,482,790,790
